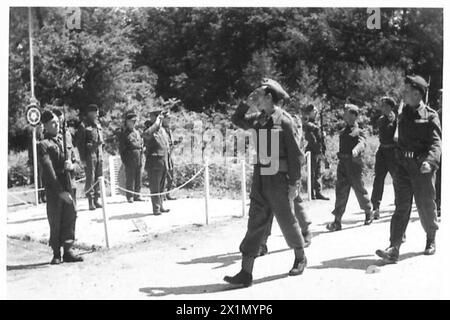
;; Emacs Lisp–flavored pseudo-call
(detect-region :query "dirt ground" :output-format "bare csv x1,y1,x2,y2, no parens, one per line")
6,186,449,300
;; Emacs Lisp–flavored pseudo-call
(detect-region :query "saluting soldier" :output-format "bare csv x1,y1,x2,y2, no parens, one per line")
143,110,171,215
303,104,330,200
224,79,308,287
119,111,144,203
77,104,104,211
38,111,83,264
370,97,398,219
376,75,441,263
326,104,374,232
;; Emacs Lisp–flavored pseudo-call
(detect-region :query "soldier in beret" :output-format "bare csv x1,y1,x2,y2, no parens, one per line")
143,109,171,215
76,104,104,211
224,79,308,287
38,111,83,264
326,104,374,232
370,97,399,219
436,89,442,217
118,111,144,203
376,75,441,262
303,104,329,201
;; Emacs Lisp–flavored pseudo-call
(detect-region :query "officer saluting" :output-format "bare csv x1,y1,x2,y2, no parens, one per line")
118,111,144,203
38,111,83,264
326,104,374,231
376,75,441,262
224,79,308,287
143,110,171,215
77,104,104,211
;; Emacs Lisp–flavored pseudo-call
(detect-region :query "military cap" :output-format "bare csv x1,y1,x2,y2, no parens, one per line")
125,111,137,120
41,110,56,124
304,104,317,113
405,75,428,96
260,78,290,101
380,96,397,111
87,104,99,113
344,103,360,115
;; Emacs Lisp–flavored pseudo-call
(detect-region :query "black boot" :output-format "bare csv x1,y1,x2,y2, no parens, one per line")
289,256,307,276
63,243,83,263
166,194,177,201
375,246,399,263
424,237,436,256
50,247,61,265
315,193,330,200
94,198,102,208
161,208,170,213
88,197,96,211
127,197,134,203
326,219,342,232
223,270,253,287
364,211,374,225
373,209,380,220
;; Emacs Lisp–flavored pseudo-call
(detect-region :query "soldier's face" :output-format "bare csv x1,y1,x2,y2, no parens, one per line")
380,102,391,116
88,111,98,121
344,110,356,125
44,115,59,136
403,84,422,106
248,87,270,112
126,119,136,129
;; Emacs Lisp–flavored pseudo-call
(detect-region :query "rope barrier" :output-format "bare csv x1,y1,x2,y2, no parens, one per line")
104,166,205,198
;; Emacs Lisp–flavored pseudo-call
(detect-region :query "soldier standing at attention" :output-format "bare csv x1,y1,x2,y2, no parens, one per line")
376,75,441,263
119,111,144,203
38,111,83,265
303,104,330,200
224,79,308,287
370,97,398,220
326,104,374,232
162,115,177,201
77,104,104,211
143,110,171,215
435,89,442,217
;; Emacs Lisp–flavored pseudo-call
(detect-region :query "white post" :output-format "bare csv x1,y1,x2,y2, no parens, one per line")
306,151,312,201
99,176,110,249
241,159,246,217
204,158,210,225
32,127,39,205
109,155,118,197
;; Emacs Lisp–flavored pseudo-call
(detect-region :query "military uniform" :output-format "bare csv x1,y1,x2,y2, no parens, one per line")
164,125,176,200
38,111,82,264
376,75,441,262
328,106,372,230
231,102,306,257
436,104,442,217
77,108,104,207
371,108,398,214
119,113,144,202
304,113,328,200
28,124,46,203
143,114,170,215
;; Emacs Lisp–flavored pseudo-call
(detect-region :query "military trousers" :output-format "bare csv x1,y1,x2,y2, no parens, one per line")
46,190,77,249
389,159,439,247
85,152,103,199
146,155,167,213
239,166,305,257
123,150,142,200
332,158,372,219
435,158,441,214
310,153,324,196
371,147,397,210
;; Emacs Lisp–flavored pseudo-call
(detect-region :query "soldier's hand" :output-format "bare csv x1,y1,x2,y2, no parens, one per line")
352,148,359,158
420,161,432,174
288,185,299,201
59,191,73,204
64,160,74,171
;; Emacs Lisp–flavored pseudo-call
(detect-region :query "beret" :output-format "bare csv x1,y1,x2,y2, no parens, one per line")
344,103,360,115
260,78,290,101
125,111,137,120
304,104,317,113
41,110,56,124
87,104,99,112
405,75,428,96
380,96,398,110
52,108,63,117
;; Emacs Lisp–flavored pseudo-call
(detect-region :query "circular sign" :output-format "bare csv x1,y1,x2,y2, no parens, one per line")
26,106,41,126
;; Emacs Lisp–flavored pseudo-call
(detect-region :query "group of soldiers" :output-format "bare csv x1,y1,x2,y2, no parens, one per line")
34,104,176,264
224,75,442,287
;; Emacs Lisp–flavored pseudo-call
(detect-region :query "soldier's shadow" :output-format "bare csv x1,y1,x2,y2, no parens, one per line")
139,273,289,297
309,252,423,271
177,248,290,270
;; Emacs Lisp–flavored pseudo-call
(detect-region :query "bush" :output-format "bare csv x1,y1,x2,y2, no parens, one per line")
8,151,31,187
